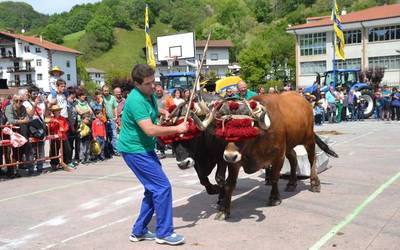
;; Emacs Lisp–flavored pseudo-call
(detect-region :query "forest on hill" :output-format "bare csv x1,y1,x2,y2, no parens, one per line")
0,0,396,88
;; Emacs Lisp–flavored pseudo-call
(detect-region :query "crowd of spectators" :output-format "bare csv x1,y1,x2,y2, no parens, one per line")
1,76,398,178
305,84,400,125
0,80,125,178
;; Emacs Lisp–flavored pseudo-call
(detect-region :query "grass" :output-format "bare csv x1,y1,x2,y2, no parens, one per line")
76,22,175,78
62,30,85,49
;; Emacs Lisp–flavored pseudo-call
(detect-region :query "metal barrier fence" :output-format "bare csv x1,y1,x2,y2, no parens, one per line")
0,124,69,171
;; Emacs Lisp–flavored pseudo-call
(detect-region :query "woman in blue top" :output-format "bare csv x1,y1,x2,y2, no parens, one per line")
391,87,400,121
117,64,188,245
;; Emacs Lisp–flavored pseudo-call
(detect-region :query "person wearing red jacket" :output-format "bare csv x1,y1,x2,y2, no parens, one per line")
92,110,106,161
47,104,74,171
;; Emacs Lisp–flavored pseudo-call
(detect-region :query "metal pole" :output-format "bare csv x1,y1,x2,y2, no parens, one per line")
332,0,337,88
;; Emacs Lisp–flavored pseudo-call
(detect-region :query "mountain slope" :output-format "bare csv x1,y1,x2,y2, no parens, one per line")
64,22,175,77
0,1,48,31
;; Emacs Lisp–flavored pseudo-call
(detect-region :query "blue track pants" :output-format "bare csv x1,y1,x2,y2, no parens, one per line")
122,151,173,238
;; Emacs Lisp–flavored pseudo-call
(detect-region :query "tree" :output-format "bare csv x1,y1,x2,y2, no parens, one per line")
42,23,64,44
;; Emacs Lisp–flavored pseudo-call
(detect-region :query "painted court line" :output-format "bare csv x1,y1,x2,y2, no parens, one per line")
309,171,400,250
45,172,262,249
0,171,131,203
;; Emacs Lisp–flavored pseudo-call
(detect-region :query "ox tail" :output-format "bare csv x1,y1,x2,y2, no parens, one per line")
314,133,339,158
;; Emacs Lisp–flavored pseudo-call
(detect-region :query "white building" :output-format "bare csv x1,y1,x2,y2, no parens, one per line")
0,31,81,92
153,40,233,80
287,4,400,89
86,67,106,86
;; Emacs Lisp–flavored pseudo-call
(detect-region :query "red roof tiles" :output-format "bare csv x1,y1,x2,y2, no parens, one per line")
196,40,233,48
288,4,400,30
0,31,82,55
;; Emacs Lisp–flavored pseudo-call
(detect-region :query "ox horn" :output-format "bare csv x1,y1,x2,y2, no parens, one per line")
244,100,271,130
256,111,271,130
190,106,218,131
195,99,210,116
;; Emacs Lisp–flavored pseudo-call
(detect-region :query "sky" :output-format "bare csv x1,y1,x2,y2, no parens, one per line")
0,0,101,14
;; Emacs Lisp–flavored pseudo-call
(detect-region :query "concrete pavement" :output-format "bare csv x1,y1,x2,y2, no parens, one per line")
0,120,399,249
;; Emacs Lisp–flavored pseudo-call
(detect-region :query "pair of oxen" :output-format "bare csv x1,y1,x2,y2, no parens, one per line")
163,91,338,220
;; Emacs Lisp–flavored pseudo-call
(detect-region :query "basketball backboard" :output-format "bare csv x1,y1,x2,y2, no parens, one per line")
157,32,195,61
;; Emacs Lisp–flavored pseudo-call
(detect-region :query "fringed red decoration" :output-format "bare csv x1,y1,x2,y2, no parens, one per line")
228,101,239,111
249,101,257,109
158,118,200,145
214,101,222,110
168,104,177,113
215,118,259,142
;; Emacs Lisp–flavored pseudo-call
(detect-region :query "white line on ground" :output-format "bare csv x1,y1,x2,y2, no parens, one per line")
0,234,39,250
29,216,67,230
46,171,262,249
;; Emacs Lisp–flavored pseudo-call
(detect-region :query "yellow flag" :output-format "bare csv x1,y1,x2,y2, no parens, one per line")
145,4,156,69
331,0,345,60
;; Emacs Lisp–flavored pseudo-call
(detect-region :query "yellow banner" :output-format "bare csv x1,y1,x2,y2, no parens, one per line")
145,5,156,69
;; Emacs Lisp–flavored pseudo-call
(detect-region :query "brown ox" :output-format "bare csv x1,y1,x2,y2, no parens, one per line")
195,92,338,220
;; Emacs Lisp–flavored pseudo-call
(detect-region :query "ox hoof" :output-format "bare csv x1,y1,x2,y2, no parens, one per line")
214,211,230,221
285,184,297,192
309,185,321,193
268,197,282,206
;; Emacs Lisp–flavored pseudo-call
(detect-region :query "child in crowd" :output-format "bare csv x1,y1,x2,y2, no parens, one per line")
47,105,75,171
92,110,106,161
79,114,92,164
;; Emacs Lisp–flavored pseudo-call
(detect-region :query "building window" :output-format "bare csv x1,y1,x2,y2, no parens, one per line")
210,54,218,61
368,55,400,70
300,61,326,75
67,74,71,81
35,47,41,53
36,59,42,67
299,33,326,56
24,46,30,52
344,30,361,44
368,26,400,42
26,74,32,83
336,58,361,69
66,60,70,67
197,53,205,61
37,73,43,80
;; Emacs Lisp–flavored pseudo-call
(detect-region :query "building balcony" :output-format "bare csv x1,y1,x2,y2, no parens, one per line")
7,66,35,73
0,54,22,60
8,80,36,87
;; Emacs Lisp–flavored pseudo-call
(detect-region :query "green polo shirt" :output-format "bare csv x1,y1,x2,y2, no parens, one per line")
103,94,117,119
117,88,158,153
234,89,258,100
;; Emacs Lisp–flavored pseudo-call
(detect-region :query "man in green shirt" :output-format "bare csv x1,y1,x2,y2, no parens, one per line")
102,85,119,156
117,64,188,245
236,80,257,100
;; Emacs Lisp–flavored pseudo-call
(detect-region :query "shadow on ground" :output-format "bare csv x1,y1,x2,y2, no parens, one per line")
173,176,309,229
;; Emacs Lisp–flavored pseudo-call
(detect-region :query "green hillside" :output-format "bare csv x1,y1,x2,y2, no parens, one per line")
63,22,175,78
63,30,85,49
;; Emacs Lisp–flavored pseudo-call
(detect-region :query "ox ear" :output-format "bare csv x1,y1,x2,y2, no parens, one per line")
257,111,271,130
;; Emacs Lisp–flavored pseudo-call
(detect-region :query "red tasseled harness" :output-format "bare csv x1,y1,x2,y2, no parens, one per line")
158,100,263,144
158,103,200,144
214,100,260,142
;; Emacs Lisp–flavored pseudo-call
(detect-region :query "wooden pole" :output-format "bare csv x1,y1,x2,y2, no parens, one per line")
183,31,212,122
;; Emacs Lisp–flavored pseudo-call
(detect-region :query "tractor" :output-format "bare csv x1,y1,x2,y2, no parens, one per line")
305,69,375,118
